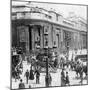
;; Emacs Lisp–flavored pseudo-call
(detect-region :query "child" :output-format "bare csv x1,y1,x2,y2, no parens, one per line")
19,79,25,89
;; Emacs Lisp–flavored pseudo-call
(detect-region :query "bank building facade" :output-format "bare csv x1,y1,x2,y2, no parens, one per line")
12,2,87,59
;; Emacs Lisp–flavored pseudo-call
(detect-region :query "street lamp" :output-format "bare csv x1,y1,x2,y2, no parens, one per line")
35,44,40,69
44,47,49,87
44,35,49,87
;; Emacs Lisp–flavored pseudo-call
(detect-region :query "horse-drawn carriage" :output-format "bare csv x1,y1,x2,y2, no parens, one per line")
74,54,87,76
59,53,88,78
69,54,87,78
12,54,23,80
30,51,58,73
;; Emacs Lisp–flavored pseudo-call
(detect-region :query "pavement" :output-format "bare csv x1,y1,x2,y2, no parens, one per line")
12,61,88,89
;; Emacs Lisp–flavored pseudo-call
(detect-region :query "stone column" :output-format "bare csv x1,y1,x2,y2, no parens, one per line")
25,26,29,54
31,26,35,51
60,29,64,53
48,24,52,48
40,26,44,49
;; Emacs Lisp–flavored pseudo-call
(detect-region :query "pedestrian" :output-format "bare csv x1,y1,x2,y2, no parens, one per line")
24,69,29,84
34,69,40,84
27,57,30,65
48,73,52,86
61,69,66,86
29,85,31,88
80,67,83,85
65,72,70,86
45,75,49,87
29,68,34,80
54,58,58,68
19,79,25,89
20,61,23,72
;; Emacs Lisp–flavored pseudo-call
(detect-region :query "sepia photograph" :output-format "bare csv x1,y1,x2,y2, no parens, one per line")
11,0,88,89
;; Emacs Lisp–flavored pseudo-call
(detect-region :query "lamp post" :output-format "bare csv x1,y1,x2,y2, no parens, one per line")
35,40,41,66
44,47,49,87
36,33,49,87
44,34,49,87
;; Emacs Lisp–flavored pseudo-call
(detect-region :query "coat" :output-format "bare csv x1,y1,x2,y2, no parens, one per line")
61,75,66,86
25,71,29,78
29,70,34,80
65,75,70,84
61,71,66,86
35,70,40,78
48,74,52,85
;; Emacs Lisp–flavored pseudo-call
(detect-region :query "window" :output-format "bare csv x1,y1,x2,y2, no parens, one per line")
54,41,56,45
56,34,59,48
48,16,52,19
56,14,58,21
44,36,48,47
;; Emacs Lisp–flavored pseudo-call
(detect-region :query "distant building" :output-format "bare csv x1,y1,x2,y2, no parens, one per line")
11,2,87,55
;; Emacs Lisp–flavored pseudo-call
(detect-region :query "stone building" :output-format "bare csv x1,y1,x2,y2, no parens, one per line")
11,3,87,56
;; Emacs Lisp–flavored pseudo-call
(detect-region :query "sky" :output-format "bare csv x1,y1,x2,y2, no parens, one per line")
12,0,87,20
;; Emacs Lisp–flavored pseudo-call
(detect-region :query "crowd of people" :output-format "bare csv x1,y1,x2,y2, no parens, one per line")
18,66,53,89
17,66,40,89
11,46,87,89
61,68,71,86
18,66,70,89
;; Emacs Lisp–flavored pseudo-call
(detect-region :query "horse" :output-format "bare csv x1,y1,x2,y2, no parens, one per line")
82,65,87,76
74,64,83,77
74,63,87,78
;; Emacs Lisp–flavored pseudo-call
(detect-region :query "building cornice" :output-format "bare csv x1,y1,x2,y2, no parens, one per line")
12,18,87,33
